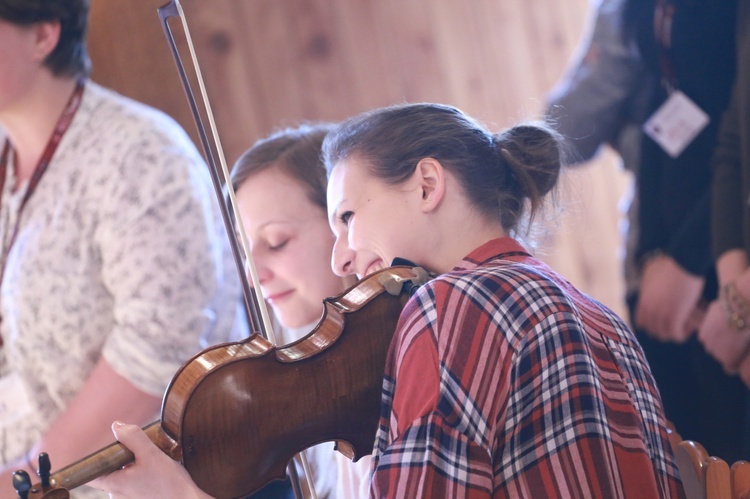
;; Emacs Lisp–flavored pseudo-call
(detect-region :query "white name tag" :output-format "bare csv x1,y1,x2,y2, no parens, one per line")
643,90,710,158
0,372,33,426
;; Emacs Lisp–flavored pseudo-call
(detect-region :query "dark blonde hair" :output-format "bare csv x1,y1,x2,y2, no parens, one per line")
322,103,564,235
231,123,335,209
0,0,90,79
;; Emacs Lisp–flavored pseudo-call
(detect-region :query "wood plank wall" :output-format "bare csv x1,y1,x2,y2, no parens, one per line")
87,0,633,317
88,0,590,165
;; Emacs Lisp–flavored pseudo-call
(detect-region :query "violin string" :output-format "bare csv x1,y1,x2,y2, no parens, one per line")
173,2,318,497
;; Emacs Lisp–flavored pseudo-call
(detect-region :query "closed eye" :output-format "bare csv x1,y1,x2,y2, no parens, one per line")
339,211,353,226
269,240,288,251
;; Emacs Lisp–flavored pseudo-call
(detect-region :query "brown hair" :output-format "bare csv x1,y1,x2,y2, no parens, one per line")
231,123,335,210
322,103,564,235
0,0,90,79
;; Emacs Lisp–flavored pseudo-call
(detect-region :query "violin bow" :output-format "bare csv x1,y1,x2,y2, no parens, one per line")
157,1,317,497
158,0,273,341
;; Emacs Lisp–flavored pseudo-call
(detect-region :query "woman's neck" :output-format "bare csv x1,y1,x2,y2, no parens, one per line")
0,75,78,183
421,186,507,275
435,220,506,274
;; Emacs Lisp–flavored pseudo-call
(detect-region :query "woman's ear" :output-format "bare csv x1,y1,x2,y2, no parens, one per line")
32,21,61,62
415,157,446,213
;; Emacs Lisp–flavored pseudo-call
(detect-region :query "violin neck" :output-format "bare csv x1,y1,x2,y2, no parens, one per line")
47,421,179,491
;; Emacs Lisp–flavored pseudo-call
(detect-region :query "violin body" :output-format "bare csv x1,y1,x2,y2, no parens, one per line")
20,265,420,499
165,265,416,498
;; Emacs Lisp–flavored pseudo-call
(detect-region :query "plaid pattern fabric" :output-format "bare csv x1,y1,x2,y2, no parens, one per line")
369,238,684,498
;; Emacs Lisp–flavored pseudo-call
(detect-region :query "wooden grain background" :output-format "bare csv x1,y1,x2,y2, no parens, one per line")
87,0,589,165
86,0,632,316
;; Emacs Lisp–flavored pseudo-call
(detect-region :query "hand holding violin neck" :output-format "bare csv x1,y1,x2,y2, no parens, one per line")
16,422,177,498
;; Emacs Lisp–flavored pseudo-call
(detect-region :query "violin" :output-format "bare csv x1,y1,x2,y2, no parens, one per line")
12,264,427,498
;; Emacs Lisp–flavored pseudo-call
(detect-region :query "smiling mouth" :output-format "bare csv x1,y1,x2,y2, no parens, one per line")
265,289,294,304
361,260,385,278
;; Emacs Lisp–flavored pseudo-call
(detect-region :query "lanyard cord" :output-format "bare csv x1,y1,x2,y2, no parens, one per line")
0,79,86,289
654,0,677,92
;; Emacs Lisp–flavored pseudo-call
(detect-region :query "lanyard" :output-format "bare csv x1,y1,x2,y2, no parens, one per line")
654,0,677,92
0,79,86,289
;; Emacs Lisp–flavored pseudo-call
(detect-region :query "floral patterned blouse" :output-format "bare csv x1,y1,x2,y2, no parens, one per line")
0,82,244,496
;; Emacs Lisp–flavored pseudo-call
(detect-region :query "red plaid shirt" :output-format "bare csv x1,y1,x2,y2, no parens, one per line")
370,238,684,498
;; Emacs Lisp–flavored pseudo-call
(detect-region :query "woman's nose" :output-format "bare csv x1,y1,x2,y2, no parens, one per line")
331,237,355,277
247,256,272,288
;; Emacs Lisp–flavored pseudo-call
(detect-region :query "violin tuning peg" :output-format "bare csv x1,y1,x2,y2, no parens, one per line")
12,470,31,499
38,452,51,487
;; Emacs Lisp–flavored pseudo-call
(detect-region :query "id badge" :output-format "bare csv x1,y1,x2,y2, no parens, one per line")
643,90,709,158
0,372,33,426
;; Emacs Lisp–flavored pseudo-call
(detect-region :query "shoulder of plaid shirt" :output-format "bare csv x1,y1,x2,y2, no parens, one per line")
368,237,685,499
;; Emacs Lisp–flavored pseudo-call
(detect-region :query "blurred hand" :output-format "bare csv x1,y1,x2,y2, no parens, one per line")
91,422,211,499
698,299,750,384
635,254,705,342
738,354,750,388
699,266,750,388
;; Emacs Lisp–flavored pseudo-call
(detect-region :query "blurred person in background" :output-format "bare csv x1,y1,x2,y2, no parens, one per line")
699,2,750,405
0,0,244,496
547,0,748,461
231,123,370,498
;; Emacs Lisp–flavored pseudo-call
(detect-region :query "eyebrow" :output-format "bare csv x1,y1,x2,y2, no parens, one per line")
256,220,296,230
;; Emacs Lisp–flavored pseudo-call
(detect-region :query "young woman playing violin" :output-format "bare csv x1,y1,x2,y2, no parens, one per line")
96,103,684,498
230,123,371,498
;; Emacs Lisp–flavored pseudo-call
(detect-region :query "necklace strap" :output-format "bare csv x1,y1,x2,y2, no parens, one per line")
0,79,86,288
654,0,677,92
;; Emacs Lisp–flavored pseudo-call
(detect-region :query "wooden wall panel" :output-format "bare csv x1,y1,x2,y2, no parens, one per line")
88,1,191,137
88,0,589,165
87,0,635,318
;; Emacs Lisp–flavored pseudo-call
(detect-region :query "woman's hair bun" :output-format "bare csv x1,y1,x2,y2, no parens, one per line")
494,123,563,200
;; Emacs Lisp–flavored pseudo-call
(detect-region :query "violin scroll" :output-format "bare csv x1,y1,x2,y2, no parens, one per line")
14,423,178,499
13,458,65,499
